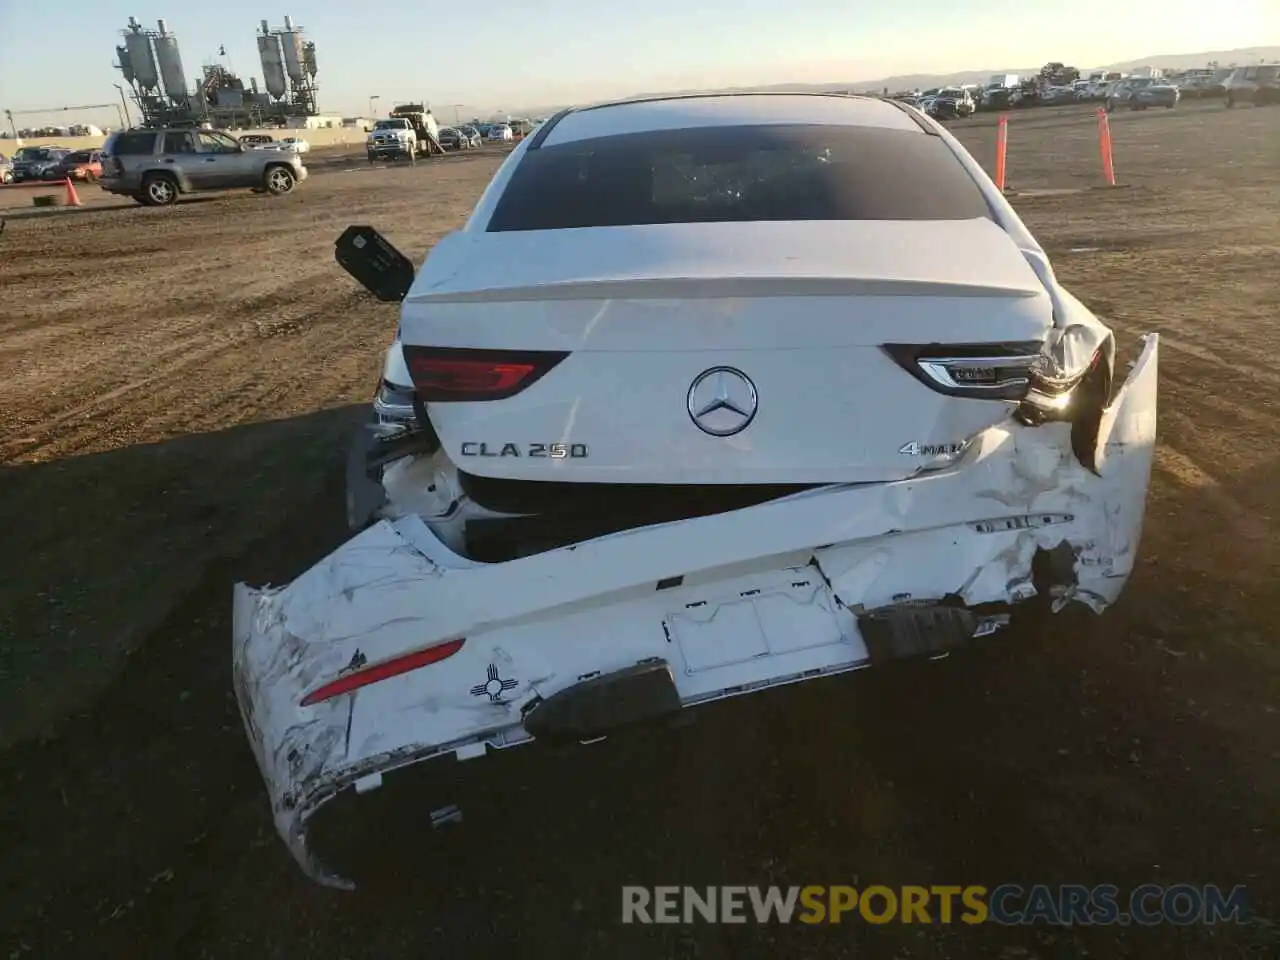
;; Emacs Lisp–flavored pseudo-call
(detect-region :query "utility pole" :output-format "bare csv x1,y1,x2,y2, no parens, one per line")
368,94,380,117
113,83,132,128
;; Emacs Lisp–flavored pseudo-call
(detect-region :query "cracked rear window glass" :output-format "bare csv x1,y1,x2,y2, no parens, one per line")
487,123,992,230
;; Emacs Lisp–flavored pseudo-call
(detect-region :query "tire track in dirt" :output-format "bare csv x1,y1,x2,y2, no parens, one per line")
0,215,400,462
1153,444,1274,559
1153,331,1280,391
0,160,486,756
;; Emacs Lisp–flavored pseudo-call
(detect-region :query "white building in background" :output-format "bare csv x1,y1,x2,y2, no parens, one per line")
284,115,344,129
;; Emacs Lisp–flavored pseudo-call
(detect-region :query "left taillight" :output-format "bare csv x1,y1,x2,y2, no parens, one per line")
402,345,569,402
300,638,466,707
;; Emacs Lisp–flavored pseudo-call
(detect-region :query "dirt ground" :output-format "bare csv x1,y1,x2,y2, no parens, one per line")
1,104,1276,958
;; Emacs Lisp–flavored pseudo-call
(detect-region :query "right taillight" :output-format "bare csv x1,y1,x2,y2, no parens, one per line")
882,325,1114,417
881,341,1043,401
402,345,568,402
1017,324,1115,424
883,326,1116,474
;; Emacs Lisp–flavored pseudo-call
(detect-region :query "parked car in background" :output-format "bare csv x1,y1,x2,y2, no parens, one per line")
1178,72,1230,99
1040,85,1077,105
458,125,483,148
273,136,311,154
1106,77,1179,111
1205,69,1233,98
437,127,470,151
239,134,276,148
99,126,307,206
51,150,104,182
487,123,514,142
926,88,975,120
981,85,1014,110
10,147,70,182
1224,64,1280,107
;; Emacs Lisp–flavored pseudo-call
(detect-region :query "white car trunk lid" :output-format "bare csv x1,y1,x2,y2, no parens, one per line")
399,219,1054,485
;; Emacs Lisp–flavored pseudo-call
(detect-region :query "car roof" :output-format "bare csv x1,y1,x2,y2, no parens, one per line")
537,93,925,147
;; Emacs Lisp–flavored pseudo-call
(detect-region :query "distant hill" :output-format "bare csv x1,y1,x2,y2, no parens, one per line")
1097,46,1280,73
508,45,1280,116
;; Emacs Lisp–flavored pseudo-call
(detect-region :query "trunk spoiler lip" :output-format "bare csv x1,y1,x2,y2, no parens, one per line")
404,276,1047,304
407,218,1049,303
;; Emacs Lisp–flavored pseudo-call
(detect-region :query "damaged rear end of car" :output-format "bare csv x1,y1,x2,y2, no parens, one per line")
233,95,1159,888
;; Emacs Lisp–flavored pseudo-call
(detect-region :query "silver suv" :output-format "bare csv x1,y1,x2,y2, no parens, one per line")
99,126,308,206
1224,64,1280,107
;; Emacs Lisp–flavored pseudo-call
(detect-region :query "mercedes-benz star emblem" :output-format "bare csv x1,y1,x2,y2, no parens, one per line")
687,367,758,437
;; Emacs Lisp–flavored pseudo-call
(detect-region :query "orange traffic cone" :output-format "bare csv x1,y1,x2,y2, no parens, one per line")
64,177,82,207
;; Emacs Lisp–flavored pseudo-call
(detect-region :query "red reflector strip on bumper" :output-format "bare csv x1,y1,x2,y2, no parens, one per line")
300,638,466,706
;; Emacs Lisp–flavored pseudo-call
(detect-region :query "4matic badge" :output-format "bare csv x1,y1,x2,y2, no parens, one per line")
471,664,519,703
898,440,969,458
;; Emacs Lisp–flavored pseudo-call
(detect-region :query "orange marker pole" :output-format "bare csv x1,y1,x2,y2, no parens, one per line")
1097,109,1116,187
994,115,1009,192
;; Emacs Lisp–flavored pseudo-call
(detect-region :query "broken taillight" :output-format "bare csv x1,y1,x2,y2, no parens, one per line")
881,341,1043,401
881,325,1114,416
1018,324,1114,422
402,346,569,402
300,638,466,706
881,329,1116,473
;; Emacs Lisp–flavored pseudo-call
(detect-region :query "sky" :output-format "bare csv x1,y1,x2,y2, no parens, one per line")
1,1,1277,127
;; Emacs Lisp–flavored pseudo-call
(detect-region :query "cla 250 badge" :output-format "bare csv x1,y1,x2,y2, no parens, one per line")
460,442,589,459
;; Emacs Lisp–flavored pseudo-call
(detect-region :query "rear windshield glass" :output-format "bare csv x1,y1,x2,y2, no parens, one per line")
107,132,156,155
487,124,992,231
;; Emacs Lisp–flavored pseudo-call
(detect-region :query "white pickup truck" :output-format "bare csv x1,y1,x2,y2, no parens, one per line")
366,118,420,162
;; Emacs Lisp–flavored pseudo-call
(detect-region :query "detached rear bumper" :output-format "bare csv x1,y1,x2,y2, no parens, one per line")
234,336,1158,888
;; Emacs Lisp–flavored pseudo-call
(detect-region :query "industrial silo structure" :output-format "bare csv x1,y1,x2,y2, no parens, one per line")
122,17,160,93
257,20,288,100
153,19,189,102
116,45,137,86
256,15,319,117
279,15,306,88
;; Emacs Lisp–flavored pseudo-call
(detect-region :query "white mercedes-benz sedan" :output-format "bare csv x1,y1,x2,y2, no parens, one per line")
233,92,1158,888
